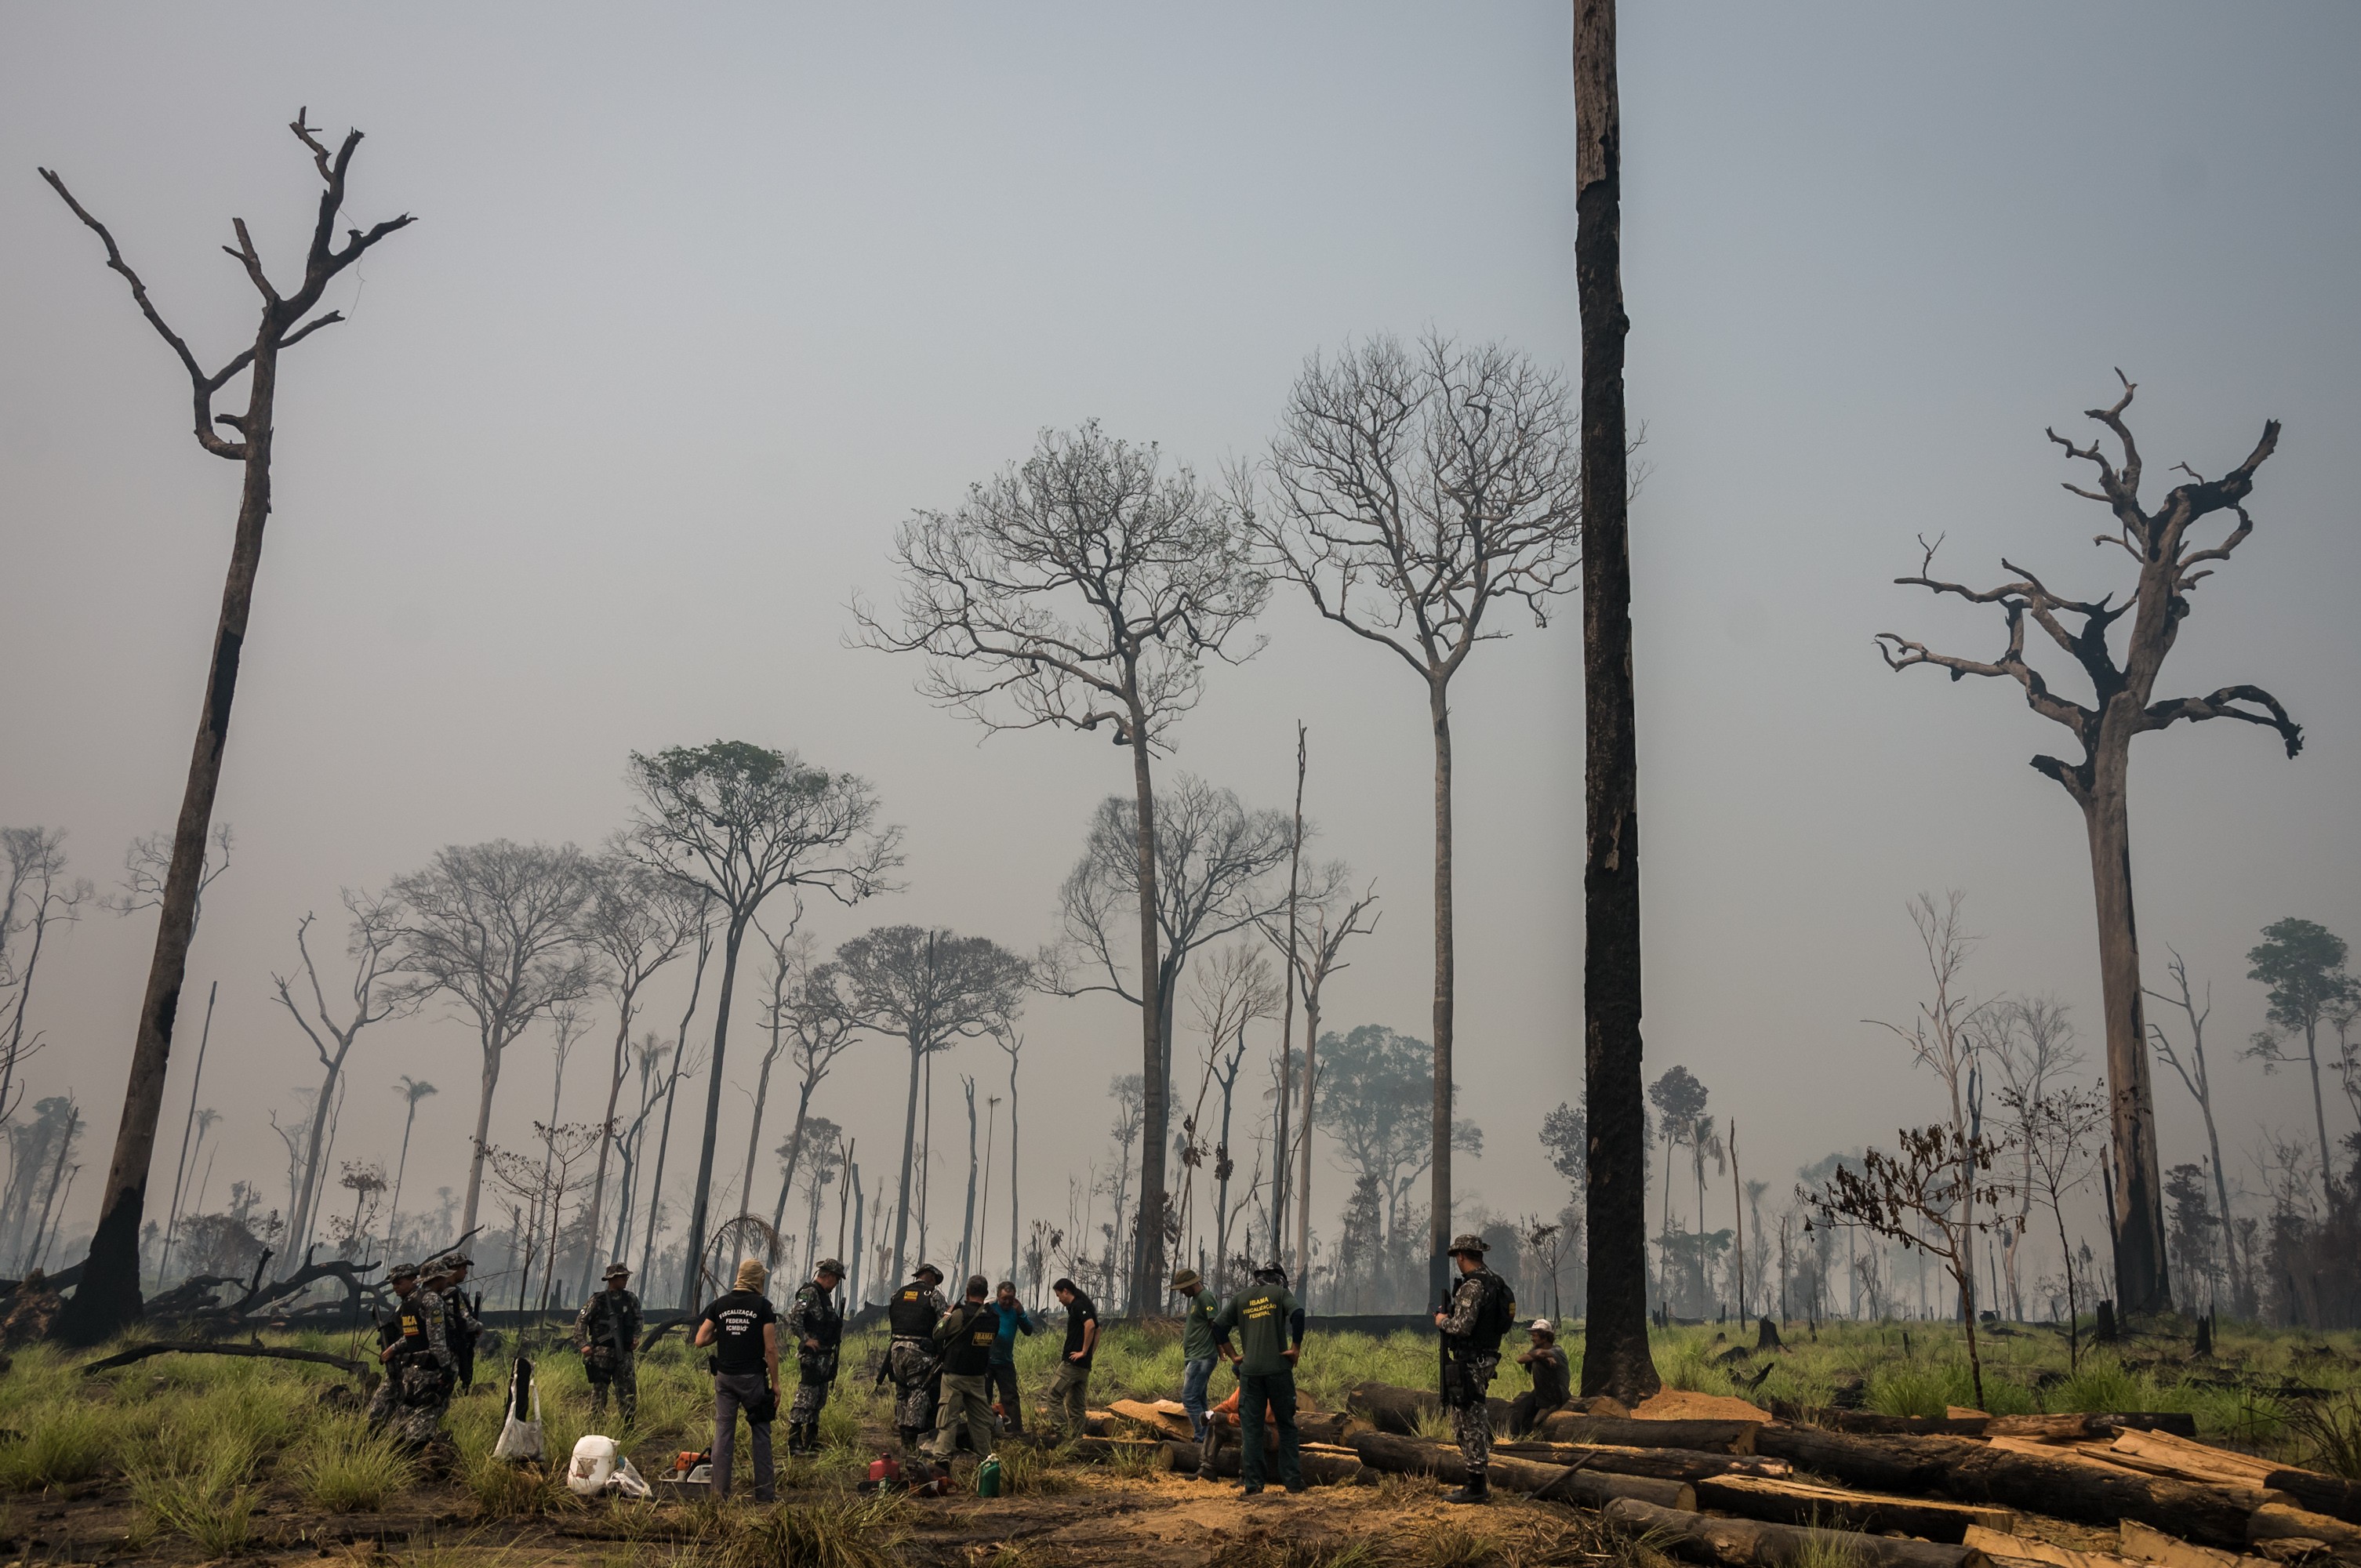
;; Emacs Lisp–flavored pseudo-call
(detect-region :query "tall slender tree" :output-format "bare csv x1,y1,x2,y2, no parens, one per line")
1,829,90,1137
859,423,1267,1311
626,741,899,1309
2243,918,2352,1208
1876,378,2302,1315
995,1023,1025,1286
44,115,412,1343
1260,867,1378,1276
385,1076,438,1257
766,943,859,1244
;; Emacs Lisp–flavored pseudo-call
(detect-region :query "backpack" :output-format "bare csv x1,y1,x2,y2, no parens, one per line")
1472,1270,1517,1351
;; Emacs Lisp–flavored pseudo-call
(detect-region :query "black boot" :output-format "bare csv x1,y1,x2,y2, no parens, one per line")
1444,1469,1491,1504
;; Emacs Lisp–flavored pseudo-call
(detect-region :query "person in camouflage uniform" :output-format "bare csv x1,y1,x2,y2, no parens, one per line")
783,1259,844,1455
429,1254,481,1390
1433,1232,1512,1504
880,1264,946,1454
368,1261,456,1450
575,1262,642,1424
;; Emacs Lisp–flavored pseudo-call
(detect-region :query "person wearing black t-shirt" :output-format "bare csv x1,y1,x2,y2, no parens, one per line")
1048,1277,1097,1438
695,1258,782,1501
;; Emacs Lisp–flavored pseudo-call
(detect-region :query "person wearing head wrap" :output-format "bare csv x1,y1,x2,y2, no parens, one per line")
1434,1234,1515,1504
1210,1261,1305,1496
575,1262,643,1424
367,1261,456,1450
783,1258,845,1456
881,1264,948,1455
694,1258,780,1501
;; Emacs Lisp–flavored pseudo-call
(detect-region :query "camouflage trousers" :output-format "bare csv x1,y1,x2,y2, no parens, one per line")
588,1353,637,1424
788,1377,830,1426
368,1364,452,1448
1444,1353,1498,1475
887,1339,940,1433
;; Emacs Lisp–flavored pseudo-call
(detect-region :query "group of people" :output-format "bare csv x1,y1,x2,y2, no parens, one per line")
361,1231,1570,1508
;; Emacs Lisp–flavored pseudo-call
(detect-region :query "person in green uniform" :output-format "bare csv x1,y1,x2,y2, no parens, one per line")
574,1262,642,1424
928,1275,1000,1462
1173,1268,1222,1478
1434,1232,1515,1504
1210,1260,1305,1497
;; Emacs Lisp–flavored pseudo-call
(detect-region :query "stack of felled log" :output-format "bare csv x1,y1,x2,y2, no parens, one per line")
1328,1381,2361,1568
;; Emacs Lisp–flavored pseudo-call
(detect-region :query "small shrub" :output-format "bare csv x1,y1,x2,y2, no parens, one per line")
300,1421,422,1512
134,1447,257,1557
2283,1394,2361,1480
2048,1356,2143,1416
1412,1406,1457,1442
1420,1520,1502,1568
710,1494,910,1568
1866,1366,1949,1418
996,1443,1079,1496
0,1403,112,1490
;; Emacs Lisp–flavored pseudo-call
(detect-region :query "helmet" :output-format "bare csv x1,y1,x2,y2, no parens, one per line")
1447,1232,1489,1258
913,1263,944,1285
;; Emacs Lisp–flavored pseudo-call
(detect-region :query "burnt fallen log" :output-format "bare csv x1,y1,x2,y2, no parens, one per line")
2265,1472,2361,1526
1491,1440,1791,1482
1694,1473,2015,1544
1605,1497,1989,1568
81,1341,370,1378
2249,1503,2361,1563
1532,1410,1761,1454
1348,1430,1692,1509
1986,1414,2199,1440
1161,1439,1364,1486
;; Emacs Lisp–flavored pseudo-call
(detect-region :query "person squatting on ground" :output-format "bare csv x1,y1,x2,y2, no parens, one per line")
1211,1261,1305,1496
1435,1232,1517,1504
784,1258,845,1456
575,1262,642,1425
1172,1268,1222,1474
696,1258,781,1502
430,1254,481,1391
929,1275,1000,1461
987,1280,1036,1436
1048,1277,1098,1439
882,1264,948,1455
1508,1317,1571,1438
369,1261,456,1449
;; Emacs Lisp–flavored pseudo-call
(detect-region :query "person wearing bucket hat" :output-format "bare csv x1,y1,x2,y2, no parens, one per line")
695,1258,780,1501
1509,1317,1570,1437
428,1254,482,1390
1171,1268,1220,1458
783,1258,845,1456
575,1262,643,1424
1433,1233,1516,1504
881,1264,948,1456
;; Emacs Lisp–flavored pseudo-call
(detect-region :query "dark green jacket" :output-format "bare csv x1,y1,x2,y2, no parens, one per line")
1212,1283,1302,1377
1180,1290,1219,1362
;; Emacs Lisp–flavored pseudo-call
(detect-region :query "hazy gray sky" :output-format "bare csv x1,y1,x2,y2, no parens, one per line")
4,3,2356,1290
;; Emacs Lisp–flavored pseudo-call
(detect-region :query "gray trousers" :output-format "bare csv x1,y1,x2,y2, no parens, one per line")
711,1371,775,1501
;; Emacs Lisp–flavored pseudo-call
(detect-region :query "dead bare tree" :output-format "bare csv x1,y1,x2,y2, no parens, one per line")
42,111,411,1344
1255,866,1378,1277
100,824,233,925
858,422,1267,1312
2144,950,2248,1313
2003,1080,2108,1367
764,940,859,1245
625,740,900,1310
1,828,91,1131
995,1022,1025,1287
1186,944,1279,1294
1245,331,1581,1311
1876,376,2302,1316
1986,996,2081,1320
389,840,601,1237
269,890,409,1271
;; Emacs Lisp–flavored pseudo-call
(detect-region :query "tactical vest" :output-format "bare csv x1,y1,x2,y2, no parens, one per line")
943,1301,996,1376
392,1295,432,1359
802,1290,843,1348
888,1285,937,1338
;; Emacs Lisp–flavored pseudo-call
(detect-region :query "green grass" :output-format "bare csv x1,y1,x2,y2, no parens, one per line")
133,1440,258,1555
299,1415,423,1512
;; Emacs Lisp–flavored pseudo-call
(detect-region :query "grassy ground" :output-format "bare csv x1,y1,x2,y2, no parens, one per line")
0,1314,2352,1566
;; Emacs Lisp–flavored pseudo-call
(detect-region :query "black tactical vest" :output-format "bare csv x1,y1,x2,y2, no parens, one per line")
943,1301,996,1376
888,1284,937,1338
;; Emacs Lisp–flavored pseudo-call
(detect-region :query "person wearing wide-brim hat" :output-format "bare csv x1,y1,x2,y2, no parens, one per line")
1433,1232,1515,1504
576,1261,642,1425
368,1261,456,1449
783,1258,845,1457
1171,1268,1222,1465
1509,1317,1571,1438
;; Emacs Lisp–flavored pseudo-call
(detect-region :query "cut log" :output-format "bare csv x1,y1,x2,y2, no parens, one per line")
1817,1410,1993,1437
80,1341,370,1377
1066,1436,1171,1467
1207,1409,1364,1450
1961,1525,2131,1568
2264,1475,2361,1528
1606,1497,1989,1568
1985,1415,2199,1442
1491,1441,1793,1481
1159,1439,1364,1486
1110,1399,1195,1441
2250,1505,2361,1563
1753,1427,1956,1493
1694,1473,2015,1543
1985,1438,2289,1509
2119,1516,2278,1568
1348,1379,1439,1432
1349,1430,1691,1509
1535,1410,1760,1454
2112,1432,2283,1490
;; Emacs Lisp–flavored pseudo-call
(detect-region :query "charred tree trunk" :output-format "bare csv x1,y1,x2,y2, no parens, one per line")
1128,720,1168,1314
1429,684,1455,1307
1574,0,1659,1403
2083,760,2169,1317
681,913,750,1310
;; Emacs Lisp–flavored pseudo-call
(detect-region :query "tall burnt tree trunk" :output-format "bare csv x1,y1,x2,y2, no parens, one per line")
1128,719,1169,1315
1429,684,1457,1308
2083,750,2169,1315
1574,0,1661,1403
44,115,411,1345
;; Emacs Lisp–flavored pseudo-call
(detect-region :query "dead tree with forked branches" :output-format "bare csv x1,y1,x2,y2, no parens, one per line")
44,113,413,1345
1875,376,2302,1319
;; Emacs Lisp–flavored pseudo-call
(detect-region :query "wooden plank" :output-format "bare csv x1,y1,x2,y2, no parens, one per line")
1491,1440,1793,1481
1984,1415,2200,1442
1696,1474,2014,1544
2118,1516,2276,1568
1609,1497,1989,1568
2112,1432,2282,1489
1962,1526,2130,1568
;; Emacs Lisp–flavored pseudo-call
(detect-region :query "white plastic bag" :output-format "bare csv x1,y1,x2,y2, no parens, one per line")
566,1434,618,1496
608,1457,652,1500
492,1357,544,1462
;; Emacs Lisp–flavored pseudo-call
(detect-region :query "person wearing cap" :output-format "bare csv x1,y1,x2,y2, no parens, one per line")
1172,1268,1220,1457
429,1254,482,1391
575,1262,643,1425
927,1275,1000,1462
783,1258,845,1457
986,1280,1037,1436
1508,1318,1571,1437
367,1261,456,1449
1211,1261,1306,1497
883,1264,949,1456
695,1258,781,1501
1047,1277,1098,1439
1434,1233,1514,1504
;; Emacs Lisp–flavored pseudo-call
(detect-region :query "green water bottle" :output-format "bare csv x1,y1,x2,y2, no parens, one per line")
977,1453,1003,1498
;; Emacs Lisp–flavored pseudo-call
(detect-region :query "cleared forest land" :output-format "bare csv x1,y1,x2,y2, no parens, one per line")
1,1319,2353,1567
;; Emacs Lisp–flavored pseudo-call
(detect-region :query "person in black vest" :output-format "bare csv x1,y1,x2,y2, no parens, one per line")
783,1258,844,1457
429,1254,481,1390
1508,1318,1571,1437
1434,1233,1515,1504
695,1258,780,1501
367,1261,456,1449
576,1262,643,1425
927,1275,999,1461
882,1264,947,1456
